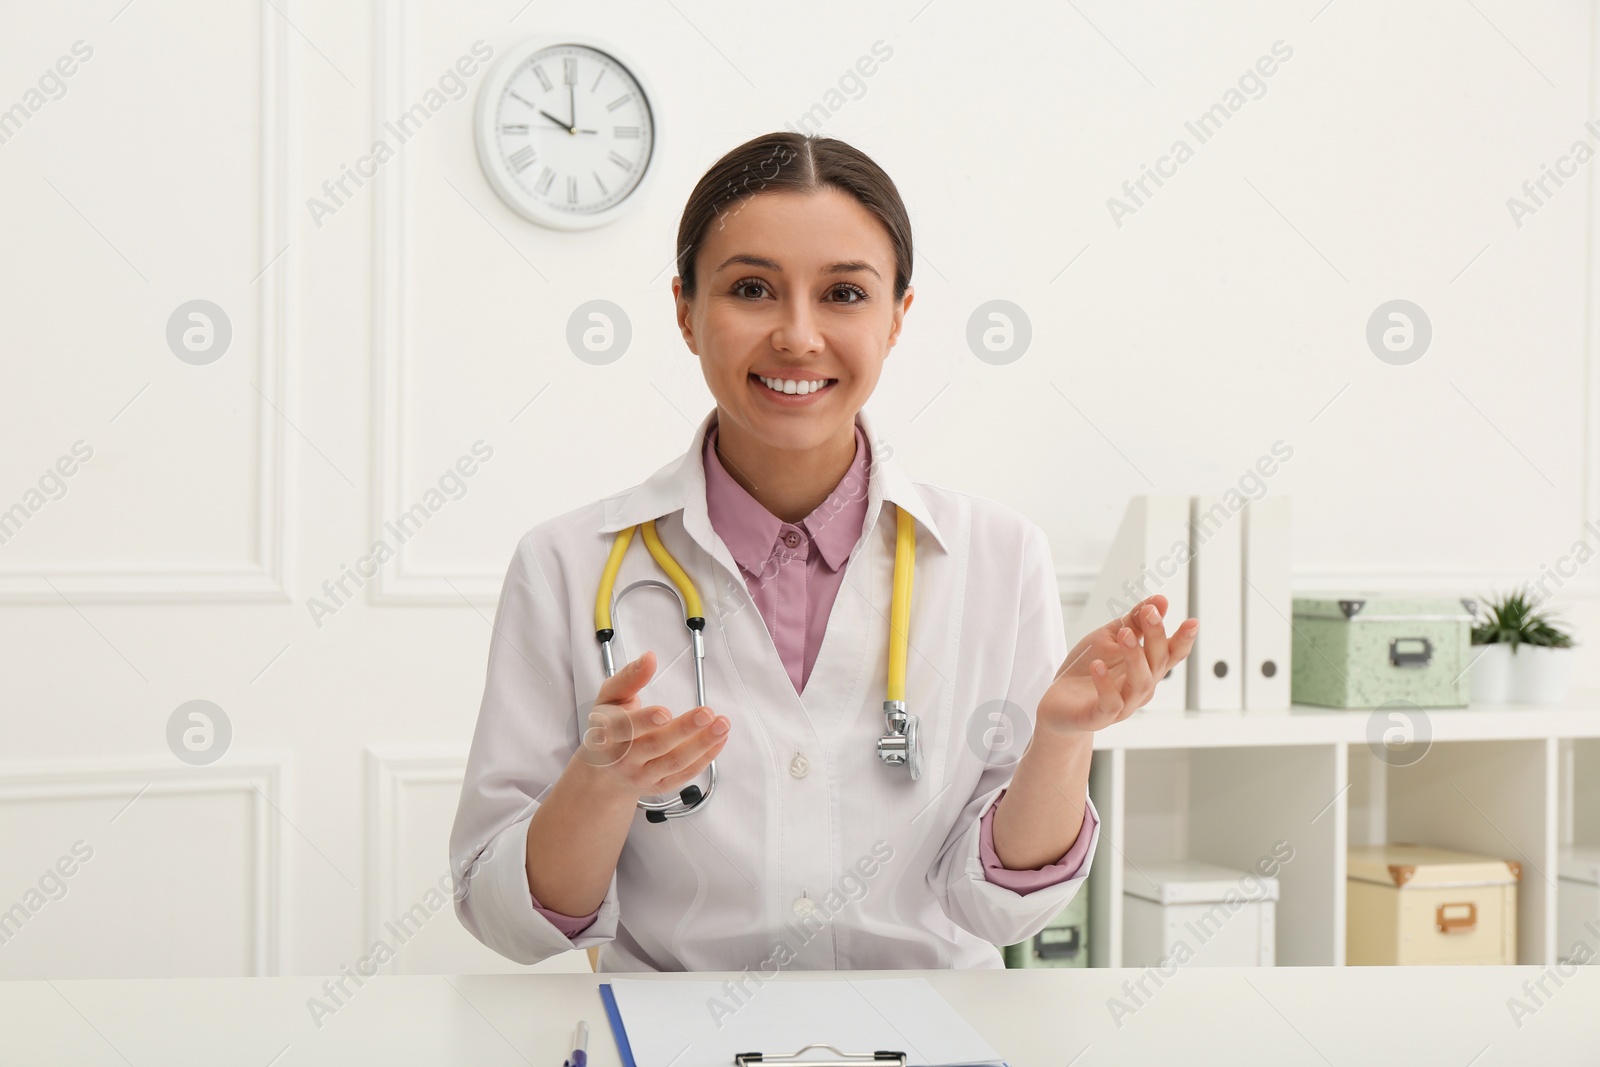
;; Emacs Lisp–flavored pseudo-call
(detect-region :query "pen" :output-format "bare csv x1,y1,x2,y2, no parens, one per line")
563,1019,588,1067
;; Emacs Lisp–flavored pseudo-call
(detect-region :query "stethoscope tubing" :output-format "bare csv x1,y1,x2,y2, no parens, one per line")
599,575,718,821
592,507,921,825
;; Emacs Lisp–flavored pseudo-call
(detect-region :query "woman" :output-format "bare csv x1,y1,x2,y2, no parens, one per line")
449,132,1197,972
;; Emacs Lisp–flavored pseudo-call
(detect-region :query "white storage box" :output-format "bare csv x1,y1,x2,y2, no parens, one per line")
1123,860,1278,967
1556,845,1600,965
1347,844,1519,966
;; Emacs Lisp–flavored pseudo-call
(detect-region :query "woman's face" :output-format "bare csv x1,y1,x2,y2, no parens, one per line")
673,186,913,454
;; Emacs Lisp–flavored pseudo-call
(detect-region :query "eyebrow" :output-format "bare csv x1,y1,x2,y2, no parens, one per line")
713,253,881,280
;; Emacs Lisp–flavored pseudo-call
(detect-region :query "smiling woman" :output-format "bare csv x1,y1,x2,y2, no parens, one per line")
669,134,915,523
449,130,1197,973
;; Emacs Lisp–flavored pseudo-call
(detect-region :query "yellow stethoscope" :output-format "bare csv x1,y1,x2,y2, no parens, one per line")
593,505,922,823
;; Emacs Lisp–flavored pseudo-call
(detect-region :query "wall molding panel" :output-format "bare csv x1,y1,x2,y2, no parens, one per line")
363,745,467,955
0,755,286,976
0,0,291,605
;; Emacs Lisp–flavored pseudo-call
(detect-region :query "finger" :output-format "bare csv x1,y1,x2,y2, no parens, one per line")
578,699,653,770
633,705,715,761
1118,625,1154,704
655,734,728,795
1107,594,1167,636
596,649,657,709
1166,618,1200,665
1062,621,1130,677
1090,658,1124,718
644,719,729,788
1138,602,1170,675
589,699,675,741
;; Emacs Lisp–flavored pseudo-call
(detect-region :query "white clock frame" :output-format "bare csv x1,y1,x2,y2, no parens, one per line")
473,34,659,230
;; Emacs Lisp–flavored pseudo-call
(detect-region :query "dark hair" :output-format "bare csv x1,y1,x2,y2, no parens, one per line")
675,132,913,303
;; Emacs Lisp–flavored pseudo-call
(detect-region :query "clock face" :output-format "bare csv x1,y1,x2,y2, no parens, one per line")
476,40,656,229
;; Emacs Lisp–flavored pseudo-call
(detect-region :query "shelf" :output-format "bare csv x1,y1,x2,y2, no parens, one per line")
1558,739,1600,961
1348,740,1554,965
1063,690,1598,969
1094,689,1600,750
1565,738,1600,847
1085,745,1343,968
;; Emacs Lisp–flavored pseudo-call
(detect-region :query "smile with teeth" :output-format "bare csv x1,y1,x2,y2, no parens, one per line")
752,374,836,396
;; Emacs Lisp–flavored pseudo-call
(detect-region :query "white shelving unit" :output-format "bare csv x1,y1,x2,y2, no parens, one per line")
1083,690,1600,967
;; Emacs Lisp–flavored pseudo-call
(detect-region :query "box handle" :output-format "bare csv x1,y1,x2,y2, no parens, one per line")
1436,901,1477,934
1389,636,1434,668
1033,925,1081,960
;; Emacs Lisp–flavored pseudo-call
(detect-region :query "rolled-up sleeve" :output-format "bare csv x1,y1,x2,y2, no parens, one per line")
449,531,621,965
926,520,1098,949
979,786,1098,889
530,887,600,938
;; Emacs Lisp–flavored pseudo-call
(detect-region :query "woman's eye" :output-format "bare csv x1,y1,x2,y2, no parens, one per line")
730,280,866,302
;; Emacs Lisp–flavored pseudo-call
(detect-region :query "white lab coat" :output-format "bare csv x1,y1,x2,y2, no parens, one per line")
449,405,1099,971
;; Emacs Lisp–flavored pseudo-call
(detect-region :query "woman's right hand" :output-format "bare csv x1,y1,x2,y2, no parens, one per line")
571,649,730,803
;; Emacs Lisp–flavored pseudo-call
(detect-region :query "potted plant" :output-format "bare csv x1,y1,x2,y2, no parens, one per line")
1471,588,1577,706
1468,598,1516,704
1514,608,1576,705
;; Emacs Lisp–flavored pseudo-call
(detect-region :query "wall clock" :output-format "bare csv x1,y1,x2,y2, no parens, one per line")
475,36,657,230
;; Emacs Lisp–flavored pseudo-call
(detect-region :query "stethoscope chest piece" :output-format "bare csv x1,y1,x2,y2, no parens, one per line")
876,699,921,781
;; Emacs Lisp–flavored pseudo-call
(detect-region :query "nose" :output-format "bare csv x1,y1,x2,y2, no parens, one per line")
772,296,824,357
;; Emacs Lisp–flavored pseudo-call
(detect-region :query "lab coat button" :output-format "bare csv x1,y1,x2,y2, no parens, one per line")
789,753,810,778
792,895,816,917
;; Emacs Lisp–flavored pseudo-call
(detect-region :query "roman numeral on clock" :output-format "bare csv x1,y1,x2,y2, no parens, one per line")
608,150,633,171
508,146,536,173
614,126,640,139
534,167,555,195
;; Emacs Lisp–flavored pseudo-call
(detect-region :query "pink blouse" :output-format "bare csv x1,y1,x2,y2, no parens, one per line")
529,416,1095,937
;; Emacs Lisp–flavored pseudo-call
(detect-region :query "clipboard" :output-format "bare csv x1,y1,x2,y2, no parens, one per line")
602,987,905,1066
733,1045,906,1065
598,979,1006,1067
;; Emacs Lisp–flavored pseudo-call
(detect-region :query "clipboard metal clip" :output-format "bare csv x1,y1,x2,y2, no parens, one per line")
733,1044,905,1066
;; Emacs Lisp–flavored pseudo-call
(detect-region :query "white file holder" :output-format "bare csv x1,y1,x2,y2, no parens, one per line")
1187,494,1243,710
1241,495,1292,711
1073,495,1192,711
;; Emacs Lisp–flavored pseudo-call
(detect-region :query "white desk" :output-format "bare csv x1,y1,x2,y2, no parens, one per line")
4,966,1596,1065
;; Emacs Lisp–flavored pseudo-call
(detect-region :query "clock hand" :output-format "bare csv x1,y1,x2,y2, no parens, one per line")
568,79,576,134
531,120,598,134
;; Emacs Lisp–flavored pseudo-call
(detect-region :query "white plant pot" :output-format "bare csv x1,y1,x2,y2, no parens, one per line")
1512,645,1574,706
1467,643,1515,705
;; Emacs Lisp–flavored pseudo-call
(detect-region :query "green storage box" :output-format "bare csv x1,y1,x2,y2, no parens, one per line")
1002,886,1088,968
1291,596,1475,708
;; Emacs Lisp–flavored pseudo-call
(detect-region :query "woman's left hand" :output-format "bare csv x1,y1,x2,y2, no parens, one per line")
1035,594,1199,737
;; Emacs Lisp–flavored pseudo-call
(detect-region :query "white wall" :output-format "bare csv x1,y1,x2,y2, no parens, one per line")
0,0,1596,979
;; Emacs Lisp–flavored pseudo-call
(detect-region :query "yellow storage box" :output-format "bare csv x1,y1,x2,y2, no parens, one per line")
1347,843,1519,965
